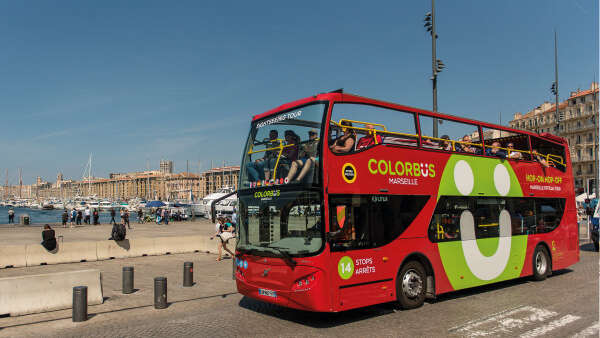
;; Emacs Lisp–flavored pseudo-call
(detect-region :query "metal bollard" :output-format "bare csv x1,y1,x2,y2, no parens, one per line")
183,262,193,287
123,266,134,294
154,277,167,309
72,286,88,322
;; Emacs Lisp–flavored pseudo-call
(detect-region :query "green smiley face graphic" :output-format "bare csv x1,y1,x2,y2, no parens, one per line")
436,155,528,290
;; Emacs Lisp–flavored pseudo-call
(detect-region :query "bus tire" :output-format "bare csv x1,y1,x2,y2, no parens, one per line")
532,245,550,281
396,260,426,309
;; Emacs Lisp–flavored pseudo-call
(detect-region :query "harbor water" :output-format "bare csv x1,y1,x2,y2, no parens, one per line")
0,206,125,225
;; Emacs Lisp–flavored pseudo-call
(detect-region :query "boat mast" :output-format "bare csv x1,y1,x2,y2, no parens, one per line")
18,168,22,199
88,153,92,196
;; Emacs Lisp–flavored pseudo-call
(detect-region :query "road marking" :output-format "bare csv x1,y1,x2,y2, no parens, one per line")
449,305,558,337
519,315,581,338
571,322,600,338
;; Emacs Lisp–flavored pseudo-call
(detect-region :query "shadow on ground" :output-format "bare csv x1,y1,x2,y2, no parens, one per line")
238,269,575,328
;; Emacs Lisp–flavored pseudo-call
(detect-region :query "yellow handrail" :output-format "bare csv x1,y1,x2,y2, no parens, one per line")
331,120,419,142
338,119,387,131
246,138,296,181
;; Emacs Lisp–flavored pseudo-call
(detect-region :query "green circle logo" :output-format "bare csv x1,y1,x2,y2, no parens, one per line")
338,256,354,280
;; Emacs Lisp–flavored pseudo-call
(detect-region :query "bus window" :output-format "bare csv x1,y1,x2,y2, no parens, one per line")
329,194,429,250
430,197,566,240
241,103,326,187
329,103,418,153
505,198,535,235
481,127,531,160
530,137,566,172
428,196,469,242
419,115,482,155
534,198,565,233
473,198,505,238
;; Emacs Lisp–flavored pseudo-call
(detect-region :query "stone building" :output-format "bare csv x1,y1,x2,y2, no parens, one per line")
4,165,241,201
509,82,598,193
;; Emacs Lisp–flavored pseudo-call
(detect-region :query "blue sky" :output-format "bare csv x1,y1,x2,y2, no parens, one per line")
0,0,597,184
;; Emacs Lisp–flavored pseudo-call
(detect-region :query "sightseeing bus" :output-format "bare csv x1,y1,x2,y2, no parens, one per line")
234,90,579,312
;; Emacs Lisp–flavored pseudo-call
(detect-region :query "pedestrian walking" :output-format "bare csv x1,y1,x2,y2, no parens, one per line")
70,209,77,227
137,208,144,224
93,209,100,225
210,217,235,261
110,208,117,224
164,208,169,225
76,210,83,225
7,208,15,224
231,208,238,228
156,208,162,224
124,209,131,229
61,210,68,228
84,207,91,225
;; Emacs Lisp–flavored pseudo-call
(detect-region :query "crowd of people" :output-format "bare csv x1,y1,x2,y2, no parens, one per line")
328,120,558,169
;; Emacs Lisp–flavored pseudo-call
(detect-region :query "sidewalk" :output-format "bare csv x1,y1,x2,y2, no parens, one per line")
0,219,216,246
0,251,237,337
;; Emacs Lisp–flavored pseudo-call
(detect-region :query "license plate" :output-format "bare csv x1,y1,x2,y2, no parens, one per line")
258,288,277,298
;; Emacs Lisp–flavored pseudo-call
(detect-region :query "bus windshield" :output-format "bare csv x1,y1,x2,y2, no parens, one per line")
240,103,326,188
237,189,323,257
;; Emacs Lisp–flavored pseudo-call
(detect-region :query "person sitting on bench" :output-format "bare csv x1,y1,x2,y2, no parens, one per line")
41,224,57,251
109,222,127,241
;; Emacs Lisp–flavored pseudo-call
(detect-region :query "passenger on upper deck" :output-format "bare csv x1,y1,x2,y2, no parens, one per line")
507,143,524,159
281,130,299,162
486,141,507,158
457,135,479,154
439,135,452,151
356,124,383,151
330,121,356,154
285,129,319,183
246,129,279,182
532,149,551,168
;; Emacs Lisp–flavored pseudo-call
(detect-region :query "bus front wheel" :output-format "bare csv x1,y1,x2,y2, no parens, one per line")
396,261,426,309
532,245,550,281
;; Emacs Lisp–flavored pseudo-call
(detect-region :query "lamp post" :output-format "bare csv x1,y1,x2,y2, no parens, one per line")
424,0,445,138
550,30,560,133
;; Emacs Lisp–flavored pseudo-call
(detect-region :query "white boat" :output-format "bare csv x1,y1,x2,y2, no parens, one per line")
215,196,237,217
99,201,116,211
87,201,100,210
198,187,235,218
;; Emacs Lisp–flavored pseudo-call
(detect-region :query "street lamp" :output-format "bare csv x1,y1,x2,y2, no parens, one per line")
551,30,560,133
424,0,445,138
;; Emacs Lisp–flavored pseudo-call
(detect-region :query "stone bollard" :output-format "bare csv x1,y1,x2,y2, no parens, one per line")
72,286,88,322
154,277,167,309
123,266,134,294
183,262,193,287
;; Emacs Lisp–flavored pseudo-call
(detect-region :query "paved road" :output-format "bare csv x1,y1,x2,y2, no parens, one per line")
0,240,597,337
0,218,215,245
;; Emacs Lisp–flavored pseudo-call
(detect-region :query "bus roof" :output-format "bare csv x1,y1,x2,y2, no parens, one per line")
252,91,567,145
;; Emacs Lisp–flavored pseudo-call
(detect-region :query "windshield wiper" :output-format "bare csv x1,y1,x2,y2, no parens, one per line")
268,245,297,268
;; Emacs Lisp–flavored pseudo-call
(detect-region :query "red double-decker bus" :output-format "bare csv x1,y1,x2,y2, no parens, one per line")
234,90,578,312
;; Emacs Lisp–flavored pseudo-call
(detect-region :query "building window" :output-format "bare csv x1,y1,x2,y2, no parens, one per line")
589,164,594,174
589,147,594,157
577,135,581,144
577,149,581,159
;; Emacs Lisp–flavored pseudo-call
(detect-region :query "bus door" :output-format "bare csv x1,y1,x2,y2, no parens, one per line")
328,195,396,310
